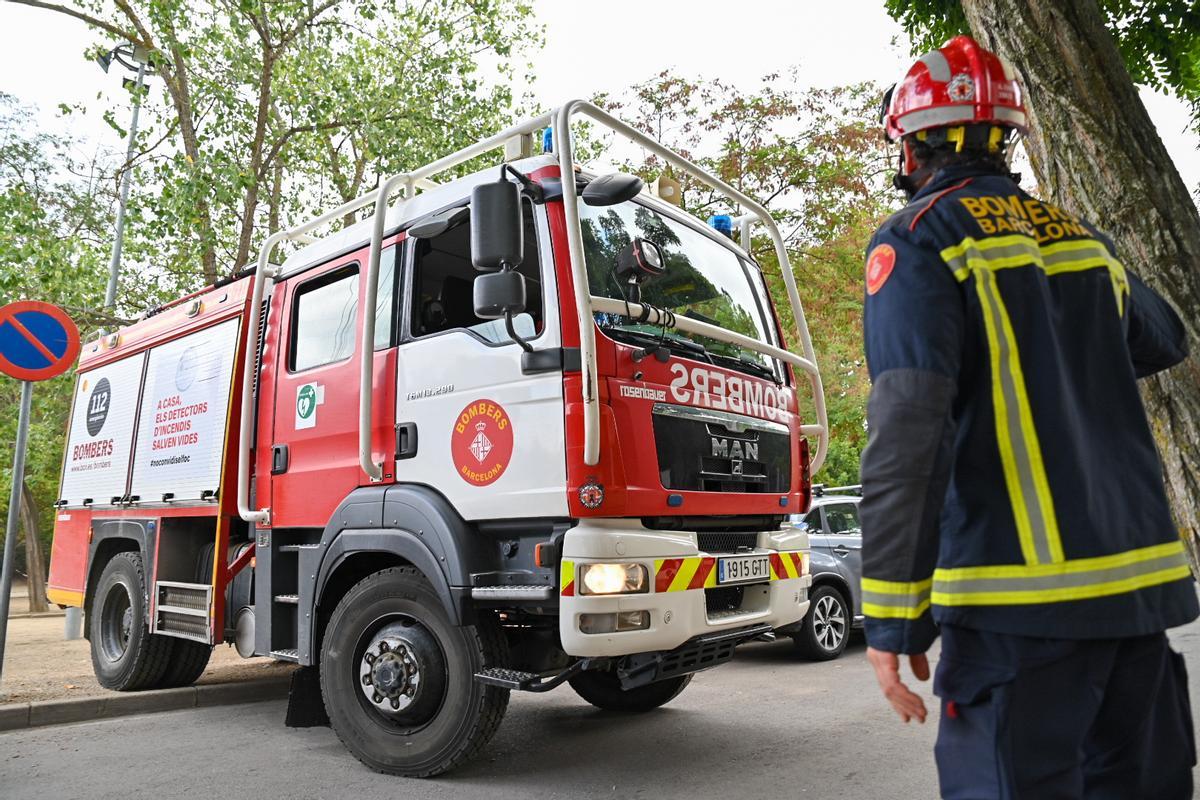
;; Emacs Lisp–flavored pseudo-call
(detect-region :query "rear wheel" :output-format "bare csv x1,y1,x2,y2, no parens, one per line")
320,566,509,777
89,551,173,690
155,639,213,688
569,669,692,712
793,584,850,661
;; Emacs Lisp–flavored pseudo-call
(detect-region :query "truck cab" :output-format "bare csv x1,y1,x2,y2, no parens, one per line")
47,102,828,776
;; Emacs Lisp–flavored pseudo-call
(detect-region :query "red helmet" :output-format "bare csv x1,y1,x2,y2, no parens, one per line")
883,35,1028,142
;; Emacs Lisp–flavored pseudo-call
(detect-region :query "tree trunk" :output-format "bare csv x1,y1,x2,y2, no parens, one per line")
19,481,47,613
961,0,1200,569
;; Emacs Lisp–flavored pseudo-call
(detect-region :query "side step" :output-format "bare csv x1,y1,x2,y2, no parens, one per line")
153,581,212,644
470,585,554,601
475,658,601,693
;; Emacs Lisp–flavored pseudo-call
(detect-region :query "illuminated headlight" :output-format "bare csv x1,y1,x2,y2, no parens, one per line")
579,563,648,595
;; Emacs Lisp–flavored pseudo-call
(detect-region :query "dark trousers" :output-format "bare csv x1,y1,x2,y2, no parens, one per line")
933,624,1195,799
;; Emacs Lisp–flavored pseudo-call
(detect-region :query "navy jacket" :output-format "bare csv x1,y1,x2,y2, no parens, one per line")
860,164,1198,654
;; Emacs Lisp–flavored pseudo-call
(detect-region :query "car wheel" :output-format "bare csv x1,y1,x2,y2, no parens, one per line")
89,551,174,690
569,669,692,712
793,584,850,661
320,566,509,777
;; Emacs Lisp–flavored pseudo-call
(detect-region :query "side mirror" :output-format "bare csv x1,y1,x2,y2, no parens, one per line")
473,270,526,320
582,172,644,206
470,179,523,270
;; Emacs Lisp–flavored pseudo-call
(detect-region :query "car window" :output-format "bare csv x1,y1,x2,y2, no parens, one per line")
800,509,822,533
824,503,860,535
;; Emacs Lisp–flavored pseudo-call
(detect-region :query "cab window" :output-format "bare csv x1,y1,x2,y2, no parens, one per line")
410,200,542,344
289,246,398,372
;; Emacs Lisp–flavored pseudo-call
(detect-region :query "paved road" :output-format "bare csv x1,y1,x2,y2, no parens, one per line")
4,620,1200,799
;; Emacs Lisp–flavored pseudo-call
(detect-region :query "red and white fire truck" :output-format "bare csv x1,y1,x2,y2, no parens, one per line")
46,102,828,776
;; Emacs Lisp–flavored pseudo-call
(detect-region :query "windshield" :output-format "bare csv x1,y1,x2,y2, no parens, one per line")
579,200,782,379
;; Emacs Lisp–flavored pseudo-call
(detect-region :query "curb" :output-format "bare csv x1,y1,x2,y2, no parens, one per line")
0,676,292,732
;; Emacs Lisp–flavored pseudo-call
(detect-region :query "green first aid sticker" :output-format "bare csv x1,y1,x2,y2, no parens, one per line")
295,382,323,430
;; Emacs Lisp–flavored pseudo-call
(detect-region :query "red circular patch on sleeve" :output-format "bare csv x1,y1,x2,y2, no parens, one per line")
451,399,514,486
865,244,897,296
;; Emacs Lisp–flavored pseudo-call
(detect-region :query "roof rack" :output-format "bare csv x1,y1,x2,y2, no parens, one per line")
812,484,863,498
236,101,829,525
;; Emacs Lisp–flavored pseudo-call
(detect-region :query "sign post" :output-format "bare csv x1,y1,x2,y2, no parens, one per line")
0,301,80,689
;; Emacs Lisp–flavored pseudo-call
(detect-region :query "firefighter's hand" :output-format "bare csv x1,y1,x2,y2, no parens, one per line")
867,647,929,724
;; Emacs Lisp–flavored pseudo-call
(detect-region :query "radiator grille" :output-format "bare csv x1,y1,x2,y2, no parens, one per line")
697,532,759,553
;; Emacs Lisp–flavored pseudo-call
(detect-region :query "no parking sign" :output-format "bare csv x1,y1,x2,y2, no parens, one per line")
0,300,81,687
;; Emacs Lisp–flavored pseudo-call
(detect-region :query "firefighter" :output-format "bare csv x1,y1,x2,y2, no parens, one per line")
860,34,1199,798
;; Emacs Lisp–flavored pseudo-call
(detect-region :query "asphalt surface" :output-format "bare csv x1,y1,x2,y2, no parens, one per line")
3,620,1200,799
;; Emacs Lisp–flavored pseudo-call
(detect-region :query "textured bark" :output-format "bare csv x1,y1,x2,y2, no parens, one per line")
19,481,47,613
961,0,1200,569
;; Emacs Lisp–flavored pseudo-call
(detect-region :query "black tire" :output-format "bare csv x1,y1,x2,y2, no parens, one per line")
89,551,174,690
320,566,509,777
793,584,850,661
568,669,692,712
155,639,213,688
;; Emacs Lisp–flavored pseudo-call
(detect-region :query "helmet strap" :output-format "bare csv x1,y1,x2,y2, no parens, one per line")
893,139,933,198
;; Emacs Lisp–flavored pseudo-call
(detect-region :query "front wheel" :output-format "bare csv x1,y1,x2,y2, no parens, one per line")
320,566,509,777
569,669,692,712
792,584,850,661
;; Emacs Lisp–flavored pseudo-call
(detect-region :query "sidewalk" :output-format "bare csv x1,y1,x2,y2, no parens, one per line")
1,613,294,706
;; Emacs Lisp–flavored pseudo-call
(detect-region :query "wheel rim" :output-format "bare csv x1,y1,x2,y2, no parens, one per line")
355,616,448,729
99,581,134,663
813,594,847,652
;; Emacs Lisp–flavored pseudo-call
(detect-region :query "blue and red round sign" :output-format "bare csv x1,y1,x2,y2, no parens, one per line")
0,301,81,381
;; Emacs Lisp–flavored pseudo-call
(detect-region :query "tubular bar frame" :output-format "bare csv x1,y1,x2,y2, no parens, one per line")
236,102,827,525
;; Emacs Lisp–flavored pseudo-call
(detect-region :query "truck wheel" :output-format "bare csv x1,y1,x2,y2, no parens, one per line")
155,639,213,688
89,551,173,690
320,566,509,777
569,669,692,712
792,584,850,661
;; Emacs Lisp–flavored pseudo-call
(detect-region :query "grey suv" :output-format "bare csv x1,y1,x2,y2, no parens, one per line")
786,487,863,660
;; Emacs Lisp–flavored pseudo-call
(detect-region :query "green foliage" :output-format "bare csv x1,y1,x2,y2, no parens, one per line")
0,94,113,566
597,71,898,485
884,0,1200,127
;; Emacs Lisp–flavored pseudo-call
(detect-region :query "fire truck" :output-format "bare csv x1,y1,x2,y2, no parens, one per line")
46,102,828,776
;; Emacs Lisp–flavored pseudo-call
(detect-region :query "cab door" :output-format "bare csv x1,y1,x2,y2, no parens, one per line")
268,245,400,528
392,200,567,520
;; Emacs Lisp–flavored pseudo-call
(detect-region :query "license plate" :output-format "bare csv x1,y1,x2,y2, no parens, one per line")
717,555,770,585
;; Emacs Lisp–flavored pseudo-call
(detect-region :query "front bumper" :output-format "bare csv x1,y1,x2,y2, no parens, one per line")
559,519,811,658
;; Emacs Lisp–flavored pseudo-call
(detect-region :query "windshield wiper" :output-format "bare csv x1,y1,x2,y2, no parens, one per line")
707,351,781,383
601,326,712,363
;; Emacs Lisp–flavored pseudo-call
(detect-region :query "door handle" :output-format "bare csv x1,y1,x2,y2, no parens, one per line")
833,545,850,557
270,444,289,475
396,422,418,460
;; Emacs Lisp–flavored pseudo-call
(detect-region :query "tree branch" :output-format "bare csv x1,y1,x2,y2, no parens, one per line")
7,0,140,43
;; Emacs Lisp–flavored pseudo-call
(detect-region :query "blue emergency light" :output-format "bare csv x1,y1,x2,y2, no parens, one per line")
542,128,553,153
708,214,734,238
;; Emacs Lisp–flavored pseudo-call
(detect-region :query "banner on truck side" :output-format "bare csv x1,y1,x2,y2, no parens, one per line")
130,318,240,502
59,356,145,506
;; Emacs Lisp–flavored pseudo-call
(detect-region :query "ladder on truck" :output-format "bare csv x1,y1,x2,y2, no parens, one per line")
234,100,830,527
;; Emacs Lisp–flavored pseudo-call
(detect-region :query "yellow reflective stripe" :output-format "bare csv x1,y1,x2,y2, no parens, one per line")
992,274,1064,563
933,565,1192,606
863,599,932,620
47,587,84,607
560,560,575,593
669,558,702,593
932,540,1190,606
861,577,933,594
935,540,1184,581
861,577,933,621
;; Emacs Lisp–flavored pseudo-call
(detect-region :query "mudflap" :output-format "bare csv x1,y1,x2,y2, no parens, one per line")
285,665,330,728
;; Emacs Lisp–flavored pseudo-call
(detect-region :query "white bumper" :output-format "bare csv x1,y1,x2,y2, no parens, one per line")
559,519,811,658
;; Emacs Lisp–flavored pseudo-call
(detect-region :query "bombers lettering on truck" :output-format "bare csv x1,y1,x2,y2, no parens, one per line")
668,362,789,419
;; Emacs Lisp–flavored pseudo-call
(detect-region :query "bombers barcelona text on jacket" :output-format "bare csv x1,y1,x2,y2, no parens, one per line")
859,163,1199,654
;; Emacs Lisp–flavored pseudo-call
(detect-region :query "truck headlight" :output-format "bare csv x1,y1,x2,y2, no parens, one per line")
579,563,648,595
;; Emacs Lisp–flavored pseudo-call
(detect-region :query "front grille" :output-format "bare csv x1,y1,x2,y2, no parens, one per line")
697,532,759,553
652,404,790,493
